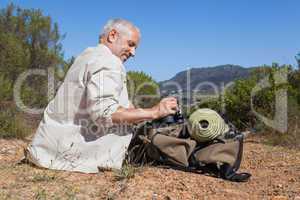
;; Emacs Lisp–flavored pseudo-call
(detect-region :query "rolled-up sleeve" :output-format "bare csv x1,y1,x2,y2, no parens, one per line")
85,59,124,127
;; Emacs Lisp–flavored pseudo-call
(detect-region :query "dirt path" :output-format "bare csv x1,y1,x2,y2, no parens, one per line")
0,135,299,200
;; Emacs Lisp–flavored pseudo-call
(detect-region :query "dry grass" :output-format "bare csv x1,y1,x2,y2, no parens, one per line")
0,136,300,200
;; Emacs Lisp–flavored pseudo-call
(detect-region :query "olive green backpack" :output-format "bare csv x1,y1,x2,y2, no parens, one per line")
127,118,251,182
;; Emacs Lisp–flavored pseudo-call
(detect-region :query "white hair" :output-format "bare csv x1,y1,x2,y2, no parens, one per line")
99,18,140,42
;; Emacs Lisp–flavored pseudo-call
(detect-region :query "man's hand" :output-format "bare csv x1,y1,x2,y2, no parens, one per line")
111,97,178,124
128,101,135,109
152,97,178,119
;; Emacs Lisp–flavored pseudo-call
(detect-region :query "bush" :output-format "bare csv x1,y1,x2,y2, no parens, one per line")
190,65,295,127
190,63,300,148
223,77,257,129
0,74,13,101
0,4,65,139
127,71,160,108
0,103,31,139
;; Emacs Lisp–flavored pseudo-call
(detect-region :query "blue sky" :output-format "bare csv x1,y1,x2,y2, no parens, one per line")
1,0,300,81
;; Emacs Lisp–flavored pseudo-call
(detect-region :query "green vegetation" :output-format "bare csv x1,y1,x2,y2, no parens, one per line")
192,63,300,148
0,104,30,138
127,70,160,108
0,3,68,138
113,161,137,181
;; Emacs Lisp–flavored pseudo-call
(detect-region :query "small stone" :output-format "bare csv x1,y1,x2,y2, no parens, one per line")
271,196,288,200
152,193,158,200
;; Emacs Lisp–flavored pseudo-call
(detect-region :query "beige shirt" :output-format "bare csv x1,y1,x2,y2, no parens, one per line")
27,44,132,173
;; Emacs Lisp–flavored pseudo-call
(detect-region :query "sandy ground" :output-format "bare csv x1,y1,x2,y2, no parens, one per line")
0,135,299,200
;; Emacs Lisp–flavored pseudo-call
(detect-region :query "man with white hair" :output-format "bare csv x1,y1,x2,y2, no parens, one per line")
26,18,178,173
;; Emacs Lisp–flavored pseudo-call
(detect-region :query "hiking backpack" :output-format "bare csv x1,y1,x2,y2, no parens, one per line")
127,111,251,182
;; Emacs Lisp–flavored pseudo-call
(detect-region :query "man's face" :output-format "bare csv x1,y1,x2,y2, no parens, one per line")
108,27,140,63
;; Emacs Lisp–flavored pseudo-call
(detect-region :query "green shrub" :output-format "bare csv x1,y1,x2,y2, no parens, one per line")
0,4,65,139
0,74,13,101
190,63,300,148
20,77,49,109
191,64,297,130
127,71,160,108
0,103,31,139
223,77,258,129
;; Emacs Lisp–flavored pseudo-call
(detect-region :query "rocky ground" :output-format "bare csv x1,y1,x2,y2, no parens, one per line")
0,135,299,200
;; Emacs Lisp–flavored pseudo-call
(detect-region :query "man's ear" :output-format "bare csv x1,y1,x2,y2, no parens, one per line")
107,29,118,43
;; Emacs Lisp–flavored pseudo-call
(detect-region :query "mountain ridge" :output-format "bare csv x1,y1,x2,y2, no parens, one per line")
159,64,255,94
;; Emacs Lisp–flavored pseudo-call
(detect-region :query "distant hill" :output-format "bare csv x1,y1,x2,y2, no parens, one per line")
159,64,254,95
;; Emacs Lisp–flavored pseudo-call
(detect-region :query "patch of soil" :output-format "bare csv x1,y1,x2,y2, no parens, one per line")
0,135,299,200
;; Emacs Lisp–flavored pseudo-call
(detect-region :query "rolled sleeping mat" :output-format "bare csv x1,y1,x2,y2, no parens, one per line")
188,108,229,142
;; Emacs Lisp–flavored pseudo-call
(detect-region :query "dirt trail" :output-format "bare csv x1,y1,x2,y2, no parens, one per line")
0,135,299,200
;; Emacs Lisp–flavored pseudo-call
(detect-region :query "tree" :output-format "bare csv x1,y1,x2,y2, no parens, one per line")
0,3,65,104
0,3,66,138
296,52,300,69
126,71,160,108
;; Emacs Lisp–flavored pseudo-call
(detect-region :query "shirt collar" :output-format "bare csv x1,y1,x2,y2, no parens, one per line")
98,43,122,63
97,43,126,72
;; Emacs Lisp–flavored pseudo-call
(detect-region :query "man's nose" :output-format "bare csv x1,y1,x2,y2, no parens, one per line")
129,48,135,57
